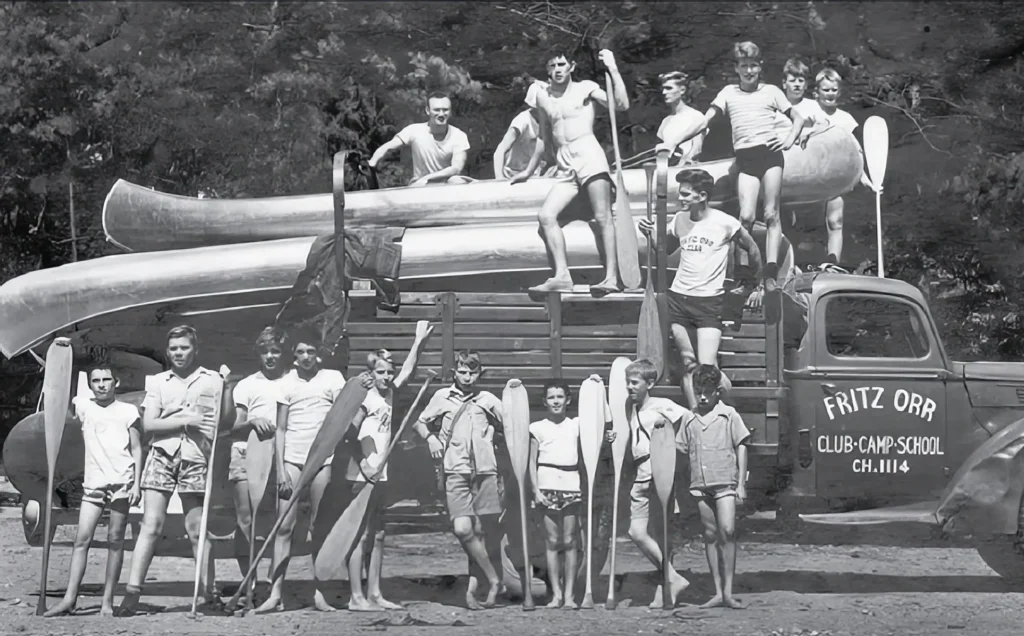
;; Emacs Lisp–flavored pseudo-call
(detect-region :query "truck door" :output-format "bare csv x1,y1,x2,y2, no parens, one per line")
811,292,950,498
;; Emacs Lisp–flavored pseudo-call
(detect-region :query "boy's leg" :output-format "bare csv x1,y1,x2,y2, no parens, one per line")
307,465,337,612
120,448,175,615
761,165,785,322
102,497,131,615
529,183,582,293
825,196,844,264
625,481,688,608
43,497,105,617
695,326,733,394
583,177,620,292
542,511,563,607
696,495,724,608
561,509,579,609
255,463,302,614
735,173,761,268
670,323,698,408
447,474,500,609
228,445,253,580
366,485,401,610
714,494,743,609
178,455,221,605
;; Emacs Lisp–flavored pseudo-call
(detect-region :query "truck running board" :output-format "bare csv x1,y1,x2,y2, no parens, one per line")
799,500,940,526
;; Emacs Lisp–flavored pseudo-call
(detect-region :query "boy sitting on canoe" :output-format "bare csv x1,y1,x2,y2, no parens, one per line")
341,322,433,612
493,81,555,179
656,71,707,165
45,355,143,617
412,350,506,610
511,47,630,296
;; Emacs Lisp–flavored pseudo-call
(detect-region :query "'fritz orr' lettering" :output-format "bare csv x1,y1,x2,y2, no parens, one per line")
822,386,937,422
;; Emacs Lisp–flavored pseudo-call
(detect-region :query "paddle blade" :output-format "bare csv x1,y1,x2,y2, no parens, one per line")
613,172,643,290
501,379,531,484
245,433,275,511
42,340,74,470
650,424,677,508
637,283,665,379
313,484,374,579
295,379,369,488
578,377,606,482
863,116,889,188
607,358,632,475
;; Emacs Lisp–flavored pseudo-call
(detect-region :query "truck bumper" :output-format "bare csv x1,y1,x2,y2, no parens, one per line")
800,500,940,526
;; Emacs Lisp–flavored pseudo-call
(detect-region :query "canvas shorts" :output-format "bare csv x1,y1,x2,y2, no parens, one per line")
667,290,725,331
629,479,653,520
228,444,247,483
445,473,503,521
81,482,131,506
690,484,738,500
141,446,206,494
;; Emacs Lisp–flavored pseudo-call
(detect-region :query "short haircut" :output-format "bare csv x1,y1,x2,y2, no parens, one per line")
543,46,573,66
659,70,690,87
426,91,451,104
692,364,723,394
166,325,198,348
454,350,482,372
542,380,572,403
289,327,322,350
625,359,658,384
782,57,810,79
733,41,761,62
366,348,395,370
815,67,842,86
675,169,716,197
254,326,285,351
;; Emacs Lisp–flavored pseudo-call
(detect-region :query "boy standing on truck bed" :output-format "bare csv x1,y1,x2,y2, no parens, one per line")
45,355,143,617
639,168,763,408
675,364,750,610
412,350,506,610
119,325,235,616
625,358,692,608
510,47,630,296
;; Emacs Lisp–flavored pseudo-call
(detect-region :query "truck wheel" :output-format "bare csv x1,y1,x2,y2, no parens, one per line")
21,500,56,547
975,489,1024,587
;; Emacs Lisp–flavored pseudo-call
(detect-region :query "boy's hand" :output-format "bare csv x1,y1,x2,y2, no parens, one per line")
249,417,275,440
128,485,141,507
277,471,294,500
534,491,551,508
358,372,375,389
736,484,747,505
637,218,654,237
604,430,617,443
415,320,434,341
483,427,495,443
360,459,382,483
598,49,618,73
510,170,531,184
427,435,444,460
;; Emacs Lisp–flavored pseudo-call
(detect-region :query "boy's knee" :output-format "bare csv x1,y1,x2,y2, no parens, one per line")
627,519,649,543
717,525,736,544
372,528,386,545
702,528,718,544
826,212,844,231
763,207,780,225
452,518,475,541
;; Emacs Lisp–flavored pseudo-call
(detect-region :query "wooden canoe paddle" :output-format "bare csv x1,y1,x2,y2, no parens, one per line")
227,377,370,612
604,357,632,610
500,379,535,611
606,72,642,291
637,162,665,379
242,398,278,608
188,365,229,619
577,376,605,609
36,338,74,616
650,422,677,610
863,116,890,278
314,369,438,580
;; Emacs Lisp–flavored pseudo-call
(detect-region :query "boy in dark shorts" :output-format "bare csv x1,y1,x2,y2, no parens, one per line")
674,364,750,609
412,350,506,609
639,169,763,408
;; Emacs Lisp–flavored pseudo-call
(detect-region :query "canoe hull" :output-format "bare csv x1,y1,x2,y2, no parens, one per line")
102,127,863,252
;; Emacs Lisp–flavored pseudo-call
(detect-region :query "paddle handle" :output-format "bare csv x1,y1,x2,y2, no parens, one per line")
661,494,672,609
190,379,226,616
581,480,596,608
875,191,885,278
381,370,438,463
36,475,55,615
604,470,622,609
518,483,534,610
605,73,624,174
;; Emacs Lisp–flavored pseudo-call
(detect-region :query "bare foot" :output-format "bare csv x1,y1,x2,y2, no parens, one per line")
561,599,578,610
313,590,337,612
348,597,383,612
529,276,574,294
699,594,724,609
590,279,621,296
465,593,484,611
43,598,76,617
117,588,141,617
482,581,500,608
369,595,403,610
545,595,563,609
253,595,284,614
649,585,664,610
100,605,115,617
723,595,745,609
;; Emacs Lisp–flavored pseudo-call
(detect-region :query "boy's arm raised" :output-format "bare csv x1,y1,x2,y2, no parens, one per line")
394,322,434,390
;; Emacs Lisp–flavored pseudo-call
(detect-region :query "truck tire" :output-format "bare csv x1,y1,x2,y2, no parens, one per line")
974,488,1024,587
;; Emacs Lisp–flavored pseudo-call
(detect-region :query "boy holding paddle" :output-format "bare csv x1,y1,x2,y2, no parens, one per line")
44,360,142,617
624,359,692,608
412,350,506,610
638,169,762,408
674,364,750,609
119,325,236,616
342,321,433,612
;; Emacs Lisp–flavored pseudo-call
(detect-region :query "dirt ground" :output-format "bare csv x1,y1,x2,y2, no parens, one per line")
1,509,1022,636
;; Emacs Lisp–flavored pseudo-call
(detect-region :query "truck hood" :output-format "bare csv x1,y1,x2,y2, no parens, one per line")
954,361,1024,383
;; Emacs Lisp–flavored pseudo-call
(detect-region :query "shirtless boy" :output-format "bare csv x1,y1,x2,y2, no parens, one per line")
662,41,806,317
226,327,287,597
369,92,472,187
511,48,630,295
343,321,433,612
257,328,372,613
675,364,750,609
639,169,763,408
119,325,236,615
45,356,142,617
413,350,506,609
656,71,707,165
624,359,692,608
493,82,554,179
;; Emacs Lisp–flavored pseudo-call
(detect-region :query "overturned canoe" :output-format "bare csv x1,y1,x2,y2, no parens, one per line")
102,126,863,252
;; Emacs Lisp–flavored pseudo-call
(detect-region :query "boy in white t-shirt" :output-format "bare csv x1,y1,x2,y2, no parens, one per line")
656,70,707,165
342,321,433,612
639,169,762,407
493,82,557,179
45,355,142,617
369,92,472,186
528,379,612,609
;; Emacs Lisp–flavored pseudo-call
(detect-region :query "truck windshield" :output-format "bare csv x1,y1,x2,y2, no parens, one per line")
825,295,930,359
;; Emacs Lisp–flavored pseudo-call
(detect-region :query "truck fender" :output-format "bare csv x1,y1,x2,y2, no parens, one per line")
934,416,1024,535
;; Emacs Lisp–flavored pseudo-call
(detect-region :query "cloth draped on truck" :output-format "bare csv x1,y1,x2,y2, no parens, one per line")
274,227,405,367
